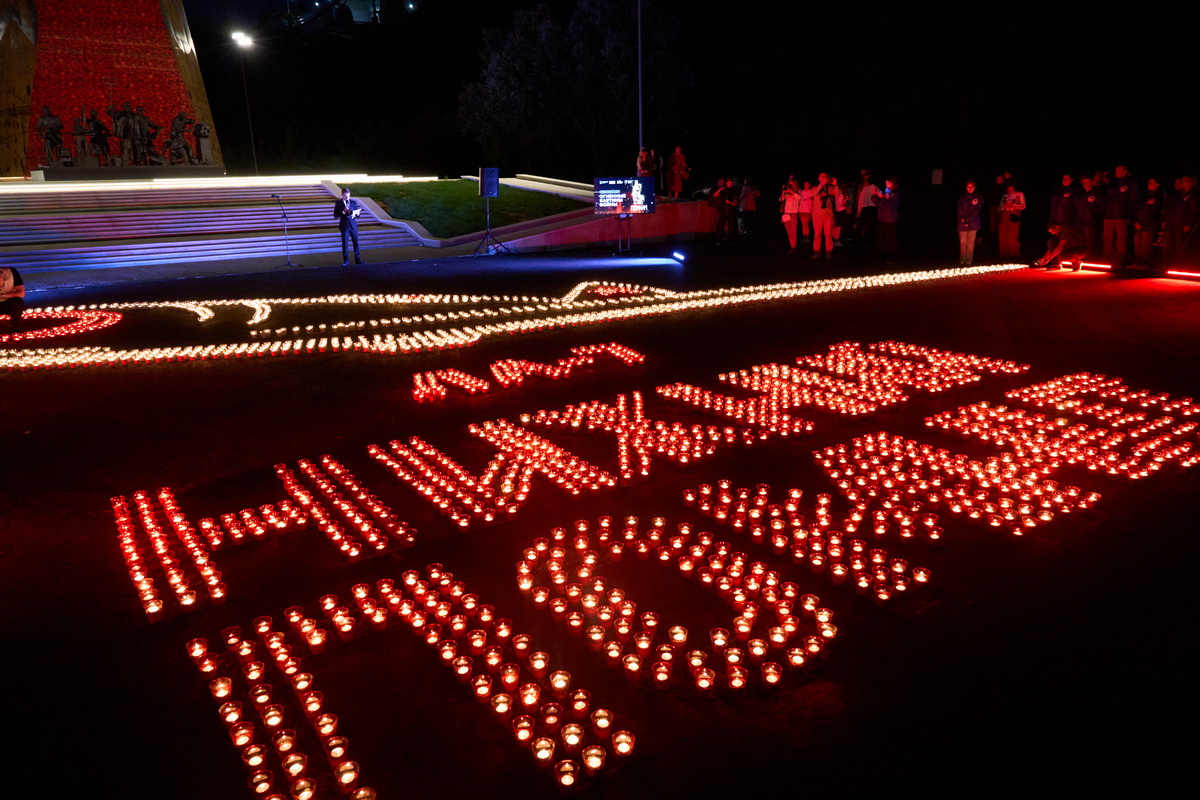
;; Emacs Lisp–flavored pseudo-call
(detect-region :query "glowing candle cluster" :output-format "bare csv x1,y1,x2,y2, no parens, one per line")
198,502,308,550
656,383,815,436
469,420,618,494
412,368,491,401
113,474,402,621
1006,373,1196,417
814,431,1099,538
111,489,227,621
683,481,929,600
928,400,1198,478
560,280,679,303
375,565,636,786
412,342,645,402
0,338,364,371
275,460,417,560
3,267,1024,372
527,391,763,482
190,620,376,799
370,421,619,529
718,341,1029,417
928,370,1200,478
576,283,650,298
216,570,634,788
369,437,526,528
519,518,824,689
0,308,122,344
488,342,645,389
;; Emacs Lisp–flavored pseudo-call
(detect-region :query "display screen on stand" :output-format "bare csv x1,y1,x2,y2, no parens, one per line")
594,177,656,215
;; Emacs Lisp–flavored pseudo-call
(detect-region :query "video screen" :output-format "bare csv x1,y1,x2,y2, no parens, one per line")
594,177,656,215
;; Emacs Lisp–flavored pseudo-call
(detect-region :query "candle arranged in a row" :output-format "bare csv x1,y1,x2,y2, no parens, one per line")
0,307,122,345
190,619,374,799
193,568,637,794
814,431,1100,538
683,481,929,601
716,340,1029,419
527,391,762,483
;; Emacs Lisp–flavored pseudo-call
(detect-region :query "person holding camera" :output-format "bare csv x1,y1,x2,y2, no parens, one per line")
779,177,803,254
874,177,901,262
810,173,839,259
998,183,1026,259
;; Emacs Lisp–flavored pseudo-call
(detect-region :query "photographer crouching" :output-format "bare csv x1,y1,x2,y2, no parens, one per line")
0,266,26,334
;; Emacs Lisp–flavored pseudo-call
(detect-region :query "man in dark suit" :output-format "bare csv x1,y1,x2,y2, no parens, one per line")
333,187,365,266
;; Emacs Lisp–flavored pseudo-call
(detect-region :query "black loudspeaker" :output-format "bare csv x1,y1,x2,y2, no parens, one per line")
479,168,500,198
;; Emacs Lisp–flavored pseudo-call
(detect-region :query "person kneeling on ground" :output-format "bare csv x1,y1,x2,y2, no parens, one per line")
0,266,27,332
1033,222,1089,271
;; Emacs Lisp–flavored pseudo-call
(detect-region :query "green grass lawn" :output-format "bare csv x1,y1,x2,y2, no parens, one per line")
346,180,588,239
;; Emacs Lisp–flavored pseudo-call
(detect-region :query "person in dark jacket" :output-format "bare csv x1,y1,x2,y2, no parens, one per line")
1132,178,1164,268
874,177,901,262
1035,223,1090,270
956,180,985,265
1074,175,1106,257
1163,176,1197,265
1049,174,1080,225
1103,165,1139,266
333,187,365,266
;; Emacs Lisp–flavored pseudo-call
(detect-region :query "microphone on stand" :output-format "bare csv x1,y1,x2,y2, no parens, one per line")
271,194,281,199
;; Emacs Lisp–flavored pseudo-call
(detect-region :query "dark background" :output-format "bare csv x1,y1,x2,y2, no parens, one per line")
182,1,1195,197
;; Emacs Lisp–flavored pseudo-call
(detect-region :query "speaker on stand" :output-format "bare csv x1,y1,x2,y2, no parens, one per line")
474,167,513,255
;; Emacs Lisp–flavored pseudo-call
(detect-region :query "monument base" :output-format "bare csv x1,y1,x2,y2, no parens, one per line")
31,165,225,182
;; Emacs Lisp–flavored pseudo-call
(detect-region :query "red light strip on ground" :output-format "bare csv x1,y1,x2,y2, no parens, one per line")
1165,270,1200,280
1060,261,1112,271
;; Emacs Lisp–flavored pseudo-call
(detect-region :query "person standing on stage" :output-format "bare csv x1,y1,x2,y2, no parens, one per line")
333,187,365,266
667,146,689,200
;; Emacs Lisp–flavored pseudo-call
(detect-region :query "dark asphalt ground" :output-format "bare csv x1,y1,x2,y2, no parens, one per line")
3,237,1197,799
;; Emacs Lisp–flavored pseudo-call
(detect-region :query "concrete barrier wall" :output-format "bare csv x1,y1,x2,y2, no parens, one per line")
503,201,716,252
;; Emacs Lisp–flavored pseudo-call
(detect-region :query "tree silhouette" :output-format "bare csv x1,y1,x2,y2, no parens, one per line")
459,0,689,179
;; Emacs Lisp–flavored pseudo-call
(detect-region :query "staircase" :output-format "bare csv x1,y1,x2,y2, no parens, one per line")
0,178,424,274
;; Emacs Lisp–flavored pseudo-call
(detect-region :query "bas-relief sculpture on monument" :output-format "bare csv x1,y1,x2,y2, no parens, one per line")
1,0,222,177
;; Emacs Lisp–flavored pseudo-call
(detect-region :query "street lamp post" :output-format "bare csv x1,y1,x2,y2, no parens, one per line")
231,31,259,176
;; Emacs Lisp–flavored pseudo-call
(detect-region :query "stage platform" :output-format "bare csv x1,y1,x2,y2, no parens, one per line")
4,250,1197,799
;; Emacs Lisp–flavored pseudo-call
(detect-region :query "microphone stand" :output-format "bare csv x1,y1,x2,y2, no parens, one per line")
273,193,299,267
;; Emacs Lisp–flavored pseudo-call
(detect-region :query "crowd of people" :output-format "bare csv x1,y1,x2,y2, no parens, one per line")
1031,168,1196,270
652,149,1196,270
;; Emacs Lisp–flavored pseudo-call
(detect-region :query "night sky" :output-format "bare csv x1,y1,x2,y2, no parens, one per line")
181,1,1191,195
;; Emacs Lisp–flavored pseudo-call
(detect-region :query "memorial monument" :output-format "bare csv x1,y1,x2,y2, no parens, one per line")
0,0,223,178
